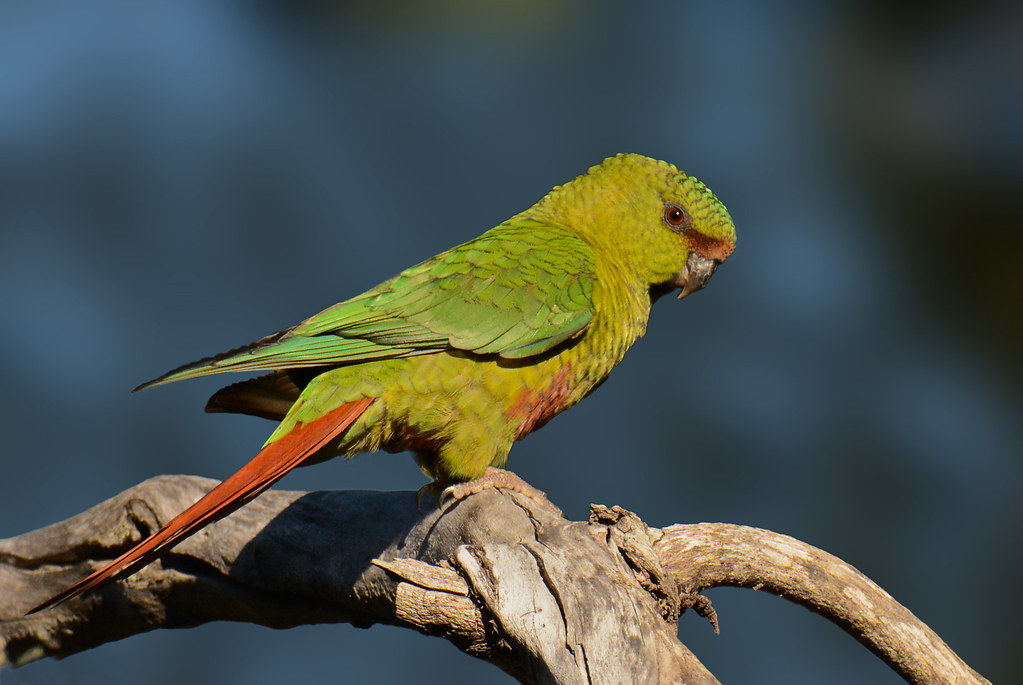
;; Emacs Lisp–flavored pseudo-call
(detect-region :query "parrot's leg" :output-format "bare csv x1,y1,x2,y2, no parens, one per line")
439,468,562,517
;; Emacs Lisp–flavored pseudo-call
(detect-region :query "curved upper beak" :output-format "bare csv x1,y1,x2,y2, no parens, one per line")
675,252,720,300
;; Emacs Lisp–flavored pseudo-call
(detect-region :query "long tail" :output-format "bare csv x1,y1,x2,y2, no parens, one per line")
28,397,374,615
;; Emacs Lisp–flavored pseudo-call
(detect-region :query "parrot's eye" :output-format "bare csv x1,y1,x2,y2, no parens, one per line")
663,203,688,230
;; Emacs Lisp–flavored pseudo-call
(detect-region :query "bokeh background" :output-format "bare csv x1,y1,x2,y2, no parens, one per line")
2,1,1020,683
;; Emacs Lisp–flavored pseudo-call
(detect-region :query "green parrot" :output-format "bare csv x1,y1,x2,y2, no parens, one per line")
30,153,735,613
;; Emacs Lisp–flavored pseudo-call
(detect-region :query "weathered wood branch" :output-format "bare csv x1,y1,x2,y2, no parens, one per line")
0,476,989,684
653,523,988,685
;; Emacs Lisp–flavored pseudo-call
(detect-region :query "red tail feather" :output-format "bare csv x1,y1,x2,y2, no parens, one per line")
28,396,374,615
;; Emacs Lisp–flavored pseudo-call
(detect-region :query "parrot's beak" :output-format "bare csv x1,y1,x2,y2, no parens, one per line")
675,253,719,300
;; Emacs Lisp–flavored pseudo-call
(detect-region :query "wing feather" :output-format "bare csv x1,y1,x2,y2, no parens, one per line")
137,220,596,389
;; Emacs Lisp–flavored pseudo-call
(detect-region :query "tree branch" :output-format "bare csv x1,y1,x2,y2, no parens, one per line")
652,520,989,685
0,476,990,684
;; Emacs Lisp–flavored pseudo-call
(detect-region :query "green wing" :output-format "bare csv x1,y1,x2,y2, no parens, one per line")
137,220,596,390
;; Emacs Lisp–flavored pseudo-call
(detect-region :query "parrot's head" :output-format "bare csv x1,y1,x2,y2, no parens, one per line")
540,153,736,302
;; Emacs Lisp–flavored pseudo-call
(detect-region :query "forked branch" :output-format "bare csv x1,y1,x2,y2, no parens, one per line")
0,476,989,684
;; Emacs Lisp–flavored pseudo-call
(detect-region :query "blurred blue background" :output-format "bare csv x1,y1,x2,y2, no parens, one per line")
2,1,1020,683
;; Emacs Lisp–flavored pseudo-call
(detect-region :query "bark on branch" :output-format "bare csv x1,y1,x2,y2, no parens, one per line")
0,476,989,684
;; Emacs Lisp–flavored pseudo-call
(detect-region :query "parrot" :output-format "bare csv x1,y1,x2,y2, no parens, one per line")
28,152,736,614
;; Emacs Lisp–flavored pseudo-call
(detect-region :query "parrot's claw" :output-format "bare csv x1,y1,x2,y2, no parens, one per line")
415,480,445,509
438,467,563,517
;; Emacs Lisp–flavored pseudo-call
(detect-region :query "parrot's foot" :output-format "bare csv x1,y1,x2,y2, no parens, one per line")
439,468,563,517
415,481,444,509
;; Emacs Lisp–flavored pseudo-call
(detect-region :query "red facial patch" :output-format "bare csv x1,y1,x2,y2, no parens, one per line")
509,365,574,440
688,231,735,262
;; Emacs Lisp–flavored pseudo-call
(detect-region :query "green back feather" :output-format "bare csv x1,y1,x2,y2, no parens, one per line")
137,220,596,389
